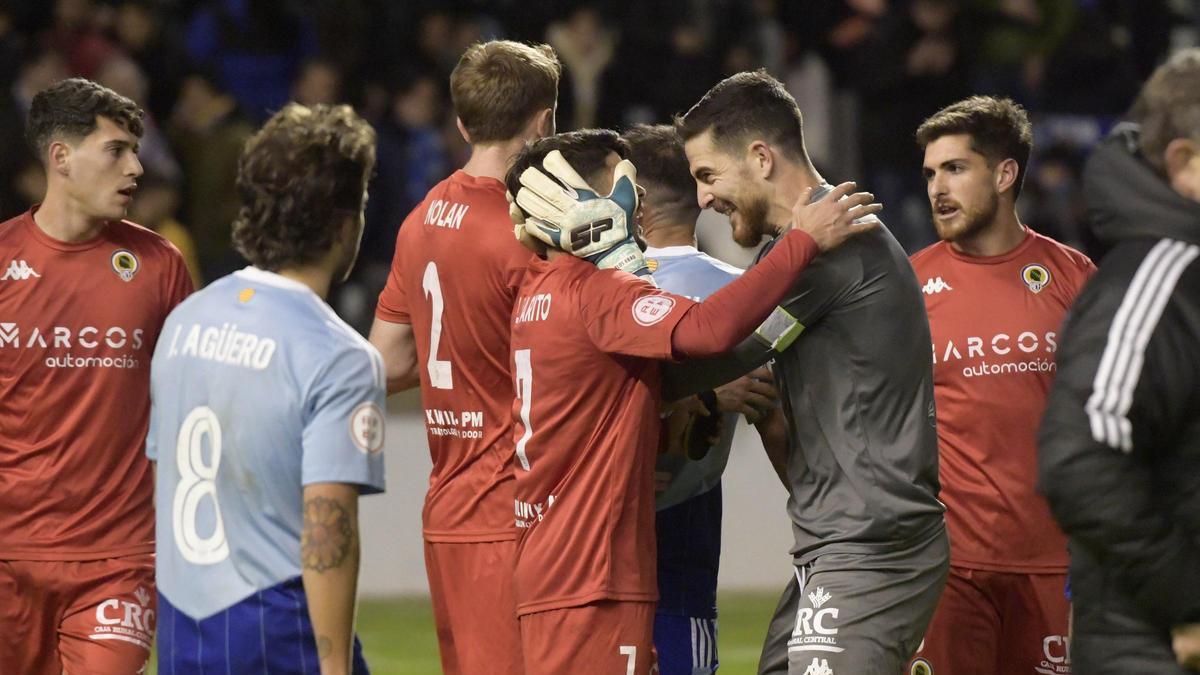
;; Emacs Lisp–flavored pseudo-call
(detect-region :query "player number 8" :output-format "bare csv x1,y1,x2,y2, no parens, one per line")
173,406,230,565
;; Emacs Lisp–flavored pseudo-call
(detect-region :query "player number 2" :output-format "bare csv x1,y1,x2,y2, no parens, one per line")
423,261,453,390
173,406,230,565
514,349,534,471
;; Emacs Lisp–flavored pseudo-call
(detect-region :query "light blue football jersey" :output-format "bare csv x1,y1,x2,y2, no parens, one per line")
148,267,386,620
648,245,742,511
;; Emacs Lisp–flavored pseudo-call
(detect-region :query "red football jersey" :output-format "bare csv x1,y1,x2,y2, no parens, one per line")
508,254,696,616
911,228,1094,571
376,170,534,542
0,209,193,560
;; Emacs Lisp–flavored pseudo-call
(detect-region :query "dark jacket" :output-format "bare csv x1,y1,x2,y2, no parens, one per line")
1038,124,1200,663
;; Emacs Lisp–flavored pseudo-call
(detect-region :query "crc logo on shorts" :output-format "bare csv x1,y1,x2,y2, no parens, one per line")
1037,635,1071,674
910,657,934,675
802,657,834,675
350,402,384,453
632,295,675,326
1021,263,1051,293
111,249,139,282
93,585,155,650
788,586,843,654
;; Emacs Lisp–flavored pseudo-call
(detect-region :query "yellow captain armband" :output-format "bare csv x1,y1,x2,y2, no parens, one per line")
754,305,804,353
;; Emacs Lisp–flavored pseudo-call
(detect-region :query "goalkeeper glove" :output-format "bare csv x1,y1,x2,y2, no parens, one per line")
509,149,650,276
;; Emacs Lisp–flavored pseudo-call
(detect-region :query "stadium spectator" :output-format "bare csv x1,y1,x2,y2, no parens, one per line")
43,0,115,79
907,95,1094,675
292,57,344,107
184,0,316,121
368,40,561,675
112,0,188,122
150,102,382,675
128,173,202,288
548,5,622,130
168,68,253,281
502,127,874,675
0,76,192,674
667,70,947,674
1039,48,1200,674
625,122,784,675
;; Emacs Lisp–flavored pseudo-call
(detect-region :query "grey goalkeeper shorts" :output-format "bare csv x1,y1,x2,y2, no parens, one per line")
758,524,949,675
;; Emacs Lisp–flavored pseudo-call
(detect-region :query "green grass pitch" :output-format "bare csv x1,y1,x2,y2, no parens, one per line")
148,591,780,674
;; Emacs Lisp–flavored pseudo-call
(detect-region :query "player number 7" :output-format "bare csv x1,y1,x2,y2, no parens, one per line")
514,349,534,471
422,261,453,389
619,645,636,675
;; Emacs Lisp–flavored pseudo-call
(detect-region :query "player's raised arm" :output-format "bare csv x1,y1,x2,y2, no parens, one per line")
510,148,879,362
301,482,361,675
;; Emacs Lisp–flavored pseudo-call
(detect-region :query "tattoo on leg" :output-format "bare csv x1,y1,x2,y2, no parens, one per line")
301,496,354,572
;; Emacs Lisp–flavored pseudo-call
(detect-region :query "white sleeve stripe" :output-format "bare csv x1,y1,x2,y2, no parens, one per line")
1085,239,1198,452
691,617,699,669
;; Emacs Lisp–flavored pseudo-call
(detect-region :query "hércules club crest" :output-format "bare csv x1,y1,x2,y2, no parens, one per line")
111,249,139,282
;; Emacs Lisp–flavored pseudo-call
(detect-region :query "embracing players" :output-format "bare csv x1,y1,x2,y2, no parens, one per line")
667,71,948,674
503,129,878,674
0,78,192,674
908,96,1094,674
368,40,560,675
149,104,383,674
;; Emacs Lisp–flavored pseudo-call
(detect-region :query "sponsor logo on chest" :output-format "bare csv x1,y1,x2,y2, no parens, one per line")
932,330,1059,378
0,321,146,368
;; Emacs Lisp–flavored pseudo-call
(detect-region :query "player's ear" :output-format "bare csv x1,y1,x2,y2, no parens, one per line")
749,140,773,180
48,139,71,177
455,117,472,145
533,106,555,139
994,157,1019,197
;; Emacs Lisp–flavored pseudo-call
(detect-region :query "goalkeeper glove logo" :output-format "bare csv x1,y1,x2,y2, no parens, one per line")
569,218,615,249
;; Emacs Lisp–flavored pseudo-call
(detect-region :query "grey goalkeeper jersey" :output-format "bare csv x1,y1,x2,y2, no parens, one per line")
665,198,944,563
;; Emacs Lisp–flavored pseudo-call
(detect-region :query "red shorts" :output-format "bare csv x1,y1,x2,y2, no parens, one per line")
424,539,523,675
520,600,657,675
0,554,155,675
910,566,1071,675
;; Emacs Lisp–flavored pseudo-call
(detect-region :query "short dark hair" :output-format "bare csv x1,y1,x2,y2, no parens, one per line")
451,41,561,144
232,104,376,270
916,96,1033,199
622,124,700,225
505,128,629,202
1129,48,1200,175
26,77,144,161
675,70,808,163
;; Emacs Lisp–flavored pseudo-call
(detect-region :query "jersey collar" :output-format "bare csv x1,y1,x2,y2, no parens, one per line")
234,266,318,294
643,245,698,258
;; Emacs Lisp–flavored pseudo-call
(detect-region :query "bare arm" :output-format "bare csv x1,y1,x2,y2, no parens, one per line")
301,482,360,675
367,318,419,394
754,406,791,489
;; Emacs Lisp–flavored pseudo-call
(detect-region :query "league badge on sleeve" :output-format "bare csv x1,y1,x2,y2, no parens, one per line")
111,249,139,282
1020,263,1051,293
349,402,385,454
632,295,675,326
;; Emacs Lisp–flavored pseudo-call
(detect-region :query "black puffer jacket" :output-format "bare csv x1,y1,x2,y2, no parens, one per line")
1038,124,1200,670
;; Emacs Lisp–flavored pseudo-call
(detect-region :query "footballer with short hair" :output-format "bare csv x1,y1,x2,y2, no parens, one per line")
0,77,193,674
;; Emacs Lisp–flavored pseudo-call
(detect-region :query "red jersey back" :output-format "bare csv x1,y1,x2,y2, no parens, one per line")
376,170,533,542
508,255,695,616
911,228,1094,571
0,209,193,560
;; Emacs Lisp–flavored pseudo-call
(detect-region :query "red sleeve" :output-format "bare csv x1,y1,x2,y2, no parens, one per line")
672,229,819,358
375,236,411,324
579,268,696,359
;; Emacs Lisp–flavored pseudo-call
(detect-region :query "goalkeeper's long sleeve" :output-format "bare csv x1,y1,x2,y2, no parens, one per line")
671,229,818,358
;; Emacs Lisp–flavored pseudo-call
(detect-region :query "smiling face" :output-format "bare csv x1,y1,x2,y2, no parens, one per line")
684,129,774,247
921,133,1003,244
59,115,143,221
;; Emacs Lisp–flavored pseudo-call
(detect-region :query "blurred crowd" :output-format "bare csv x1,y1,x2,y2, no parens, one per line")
0,0,1196,331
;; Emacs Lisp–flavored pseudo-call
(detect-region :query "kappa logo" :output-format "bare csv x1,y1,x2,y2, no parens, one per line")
569,217,615,249
1,259,40,281
803,657,834,675
922,276,953,295
808,586,832,609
